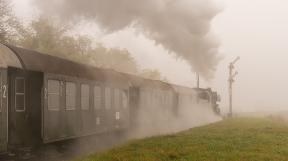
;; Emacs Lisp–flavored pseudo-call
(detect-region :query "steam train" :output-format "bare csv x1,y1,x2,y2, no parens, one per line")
0,43,220,154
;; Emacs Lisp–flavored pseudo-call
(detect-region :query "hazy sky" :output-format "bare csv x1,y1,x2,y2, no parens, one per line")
212,0,288,112
11,0,288,113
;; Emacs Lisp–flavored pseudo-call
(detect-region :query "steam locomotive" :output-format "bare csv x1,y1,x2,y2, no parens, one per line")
0,43,220,154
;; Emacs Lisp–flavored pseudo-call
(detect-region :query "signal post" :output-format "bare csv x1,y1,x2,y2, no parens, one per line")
228,57,240,117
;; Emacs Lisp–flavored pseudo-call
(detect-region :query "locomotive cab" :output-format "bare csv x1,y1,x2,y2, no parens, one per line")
195,88,221,115
197,90,211,103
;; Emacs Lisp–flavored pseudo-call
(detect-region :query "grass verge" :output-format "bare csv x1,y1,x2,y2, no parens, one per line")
76,117,288,161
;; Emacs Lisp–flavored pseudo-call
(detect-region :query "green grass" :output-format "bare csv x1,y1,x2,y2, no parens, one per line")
76,117,288,161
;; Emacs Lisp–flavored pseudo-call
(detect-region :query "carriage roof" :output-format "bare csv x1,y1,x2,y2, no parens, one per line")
0,43,209,93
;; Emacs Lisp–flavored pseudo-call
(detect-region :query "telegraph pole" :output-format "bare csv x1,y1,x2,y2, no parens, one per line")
228,57,240,117
195,72,200,104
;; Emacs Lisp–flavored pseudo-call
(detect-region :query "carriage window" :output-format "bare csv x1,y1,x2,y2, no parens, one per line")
156,90,161,105
94,86,101,109
141,91,146,107
122,91,128,109
144,91,149,107
96,117,101,125
151,91,155,105
169,92,173,107
167,92,170,106
115,112,120,120
162,91,166,106
48,80,60,111
114,89,120,109
162,92,166,106
105,87,111,109
146,91,151,107
161,91,165,105
15,78,25,112
66,82,76,110
81,84,90,110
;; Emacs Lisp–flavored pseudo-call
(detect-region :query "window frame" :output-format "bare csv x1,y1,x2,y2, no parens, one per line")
94,85,102,109
122,90,128,109
65,81,77,110
81,84,90,110
15,77,25,112
47,79,61,111
115,112,120,120
114,88,120,109
96,117,101,125
104,87,112,109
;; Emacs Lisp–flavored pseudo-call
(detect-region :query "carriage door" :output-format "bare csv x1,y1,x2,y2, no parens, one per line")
9,70,32,146
0,69,8,153
43,78,66,142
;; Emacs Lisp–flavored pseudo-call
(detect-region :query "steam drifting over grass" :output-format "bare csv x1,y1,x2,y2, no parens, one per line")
75,117,288,161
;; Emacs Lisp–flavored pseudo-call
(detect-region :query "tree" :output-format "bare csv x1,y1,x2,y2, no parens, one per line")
10,15,165,80
0,0,24,43
0,2,166,80
20,17,139,74
20,17,69,56
89,46,138,74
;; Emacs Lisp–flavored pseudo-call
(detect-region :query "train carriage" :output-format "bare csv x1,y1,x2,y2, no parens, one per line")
0,43,131,152
0,43,220,154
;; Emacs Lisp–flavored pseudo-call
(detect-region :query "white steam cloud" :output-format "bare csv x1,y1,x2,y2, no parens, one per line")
33,0,221,78
128,89,221,138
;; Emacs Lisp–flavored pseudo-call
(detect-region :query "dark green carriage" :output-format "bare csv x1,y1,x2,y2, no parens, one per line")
0,42,220,154
0,43,131,151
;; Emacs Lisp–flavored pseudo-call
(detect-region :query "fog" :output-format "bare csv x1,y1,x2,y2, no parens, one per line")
212,0,288,113
11,0,288,114
129,89,221,138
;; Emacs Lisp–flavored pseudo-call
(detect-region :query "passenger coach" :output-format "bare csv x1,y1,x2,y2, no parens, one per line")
0,43,220,154
0,43,130,153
